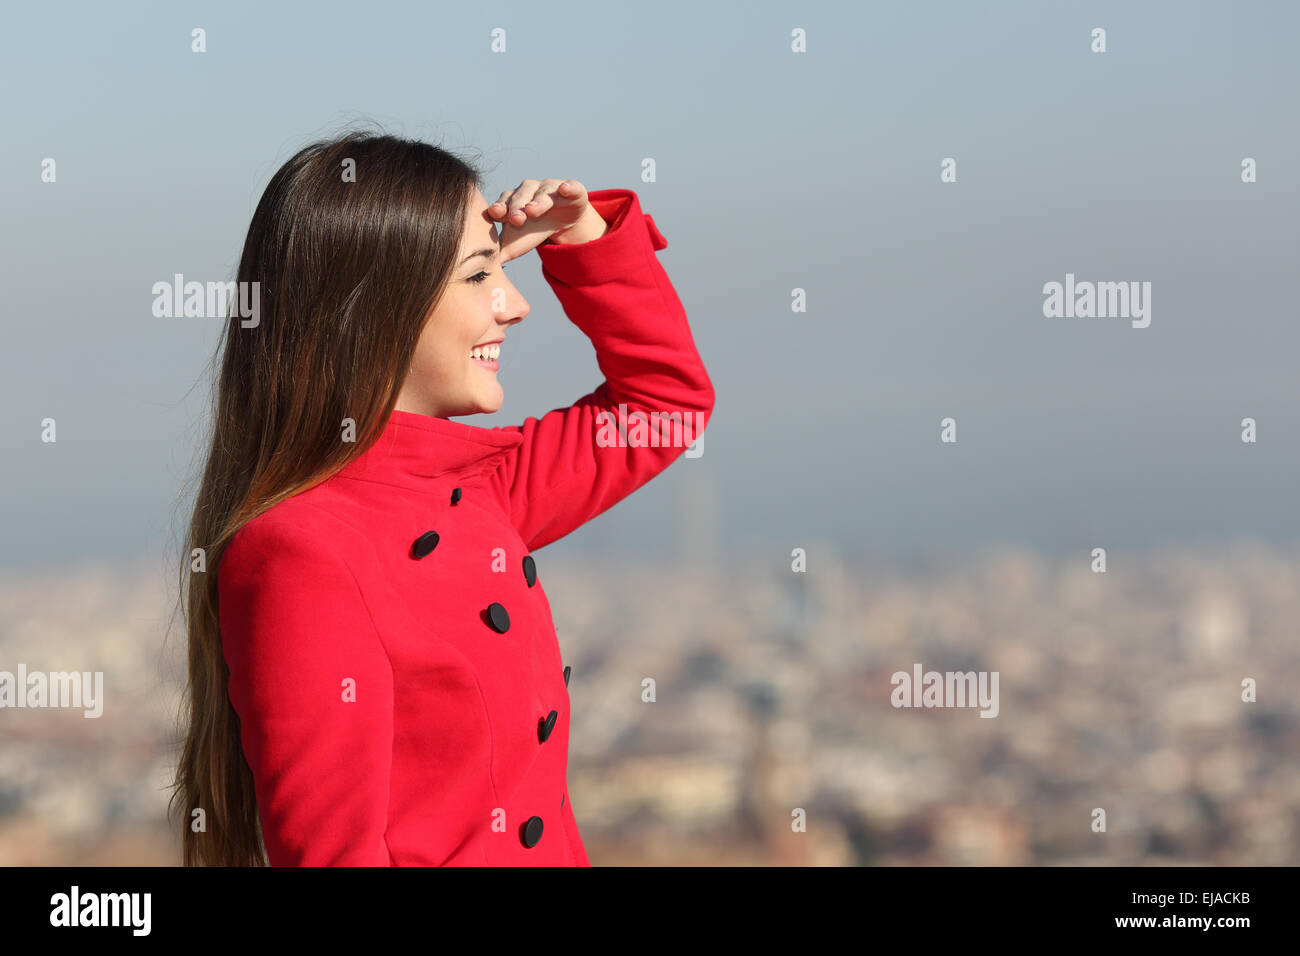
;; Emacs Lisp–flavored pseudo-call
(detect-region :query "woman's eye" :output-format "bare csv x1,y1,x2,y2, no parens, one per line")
468,271,491,284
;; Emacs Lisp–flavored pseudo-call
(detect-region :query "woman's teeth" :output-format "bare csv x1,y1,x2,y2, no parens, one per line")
470,344,500,361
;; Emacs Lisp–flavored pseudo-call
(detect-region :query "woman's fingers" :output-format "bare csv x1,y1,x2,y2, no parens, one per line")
488,178,591,261
523,186,557,218
504,179,542,224
544,179,584,206
488,179,579,223
488,191,511,218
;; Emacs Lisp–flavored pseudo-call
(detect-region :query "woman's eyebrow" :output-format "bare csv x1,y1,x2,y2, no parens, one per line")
459,246,499,265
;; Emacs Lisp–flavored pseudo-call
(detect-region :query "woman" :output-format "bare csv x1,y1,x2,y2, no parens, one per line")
171,131,714,865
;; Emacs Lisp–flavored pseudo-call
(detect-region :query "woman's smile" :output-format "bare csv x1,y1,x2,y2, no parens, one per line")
471,340,502,371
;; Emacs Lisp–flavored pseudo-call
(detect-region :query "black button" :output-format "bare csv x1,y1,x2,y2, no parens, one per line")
521,815,543,848
538,709,558,742
450,487,462,505
522,554,537,587
410,531,439,559
563,665,570,687
486,602,510,633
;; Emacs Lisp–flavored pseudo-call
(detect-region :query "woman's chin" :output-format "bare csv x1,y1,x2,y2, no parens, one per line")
473,386,504,414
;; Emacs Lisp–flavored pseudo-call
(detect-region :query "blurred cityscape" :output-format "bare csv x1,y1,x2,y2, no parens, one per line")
0,531,1296,866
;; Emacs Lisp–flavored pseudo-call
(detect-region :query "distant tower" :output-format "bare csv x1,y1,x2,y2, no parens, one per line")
739,681,813,865
678,468,719,569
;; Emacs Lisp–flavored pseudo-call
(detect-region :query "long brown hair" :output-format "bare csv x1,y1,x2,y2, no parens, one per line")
169,129,483,865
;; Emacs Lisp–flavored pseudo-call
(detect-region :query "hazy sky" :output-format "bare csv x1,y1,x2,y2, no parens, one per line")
3,0,1297,570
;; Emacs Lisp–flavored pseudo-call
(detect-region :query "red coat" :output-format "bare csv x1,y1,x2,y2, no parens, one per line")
217,189,715,865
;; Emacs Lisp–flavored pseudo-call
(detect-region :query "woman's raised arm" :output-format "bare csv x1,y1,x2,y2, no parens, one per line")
491,188,716,551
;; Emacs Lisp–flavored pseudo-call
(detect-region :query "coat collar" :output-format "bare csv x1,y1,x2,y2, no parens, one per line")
335,409,523,489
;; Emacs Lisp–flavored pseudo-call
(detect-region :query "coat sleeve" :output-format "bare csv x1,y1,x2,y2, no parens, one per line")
497,188,716,551
217,514,395,866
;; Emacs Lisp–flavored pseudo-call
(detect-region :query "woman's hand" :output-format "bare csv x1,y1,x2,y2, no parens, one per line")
487,178,607,263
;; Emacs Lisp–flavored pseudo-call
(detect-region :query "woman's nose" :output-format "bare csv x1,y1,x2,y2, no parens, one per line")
506,281,529,323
